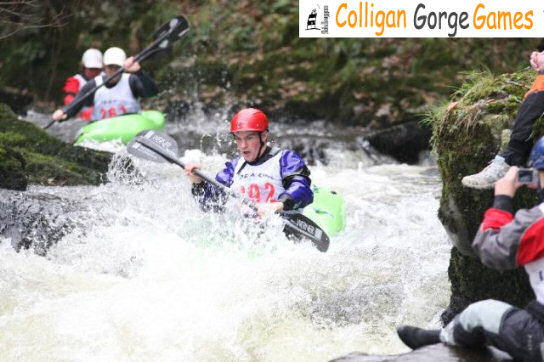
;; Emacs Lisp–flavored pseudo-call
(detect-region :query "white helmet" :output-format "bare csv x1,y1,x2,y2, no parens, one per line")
103,47,126,67
81,48,103,68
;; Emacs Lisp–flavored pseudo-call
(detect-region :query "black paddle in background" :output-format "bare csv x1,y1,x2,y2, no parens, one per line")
127,130,330,252
43,16,190,130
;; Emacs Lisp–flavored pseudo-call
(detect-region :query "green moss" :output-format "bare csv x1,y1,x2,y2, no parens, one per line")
0,103,111,189
0,145,27,190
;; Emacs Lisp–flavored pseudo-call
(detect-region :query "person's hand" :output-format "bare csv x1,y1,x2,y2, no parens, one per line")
495,166,519,197
257,202,284,218
52,109,67,122
185,163,203,184
124,56,141,73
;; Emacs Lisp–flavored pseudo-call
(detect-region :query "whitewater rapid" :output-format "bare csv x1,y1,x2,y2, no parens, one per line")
0,142,450,361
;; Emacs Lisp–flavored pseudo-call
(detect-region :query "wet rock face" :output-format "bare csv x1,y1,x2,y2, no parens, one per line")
0,103,112,190
0,190,78,255
365,121,431,164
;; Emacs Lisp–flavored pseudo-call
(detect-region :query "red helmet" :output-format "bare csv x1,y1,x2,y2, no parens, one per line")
230,108,268,133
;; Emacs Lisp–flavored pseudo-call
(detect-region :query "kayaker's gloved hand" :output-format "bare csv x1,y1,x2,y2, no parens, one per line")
257,202,284,218
52,109,68,122
124,56,141,73
530,51,544,72
185,163,203,184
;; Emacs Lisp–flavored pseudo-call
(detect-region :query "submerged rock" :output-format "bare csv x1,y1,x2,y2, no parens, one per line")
331,344,512,362
0,103,112,190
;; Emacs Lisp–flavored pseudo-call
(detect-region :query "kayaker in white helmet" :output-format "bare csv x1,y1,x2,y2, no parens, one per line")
52,46,158,122
61,48,103,121
184,108,314,217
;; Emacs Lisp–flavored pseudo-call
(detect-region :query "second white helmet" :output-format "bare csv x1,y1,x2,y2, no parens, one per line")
81,48,103,68
103,47,126,67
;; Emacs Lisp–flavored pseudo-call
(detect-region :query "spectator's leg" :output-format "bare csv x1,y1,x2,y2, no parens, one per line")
500,92,544,166
441,299,544,361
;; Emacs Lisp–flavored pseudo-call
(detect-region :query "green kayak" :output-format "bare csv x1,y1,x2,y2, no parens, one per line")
75,110,166,145
303,187,346,236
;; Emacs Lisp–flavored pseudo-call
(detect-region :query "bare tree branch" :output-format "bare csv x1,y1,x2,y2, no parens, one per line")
0,0,71,40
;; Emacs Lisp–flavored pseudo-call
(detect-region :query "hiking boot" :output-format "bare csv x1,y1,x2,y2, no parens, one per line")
461,155,510,189
397,325,441,350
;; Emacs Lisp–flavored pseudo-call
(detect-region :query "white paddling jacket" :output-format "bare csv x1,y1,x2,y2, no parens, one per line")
91,73,140,120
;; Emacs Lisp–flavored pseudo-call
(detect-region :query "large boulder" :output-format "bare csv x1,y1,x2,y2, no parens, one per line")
0,103,112,190
0,103,122,255
430,69,541,322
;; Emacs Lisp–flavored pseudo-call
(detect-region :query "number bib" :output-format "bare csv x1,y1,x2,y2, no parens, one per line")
231,150,285,205
91,74,141,120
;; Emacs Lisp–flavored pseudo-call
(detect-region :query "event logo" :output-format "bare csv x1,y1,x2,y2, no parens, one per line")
304,5,330,34
306,8,320,30
299,0,544,38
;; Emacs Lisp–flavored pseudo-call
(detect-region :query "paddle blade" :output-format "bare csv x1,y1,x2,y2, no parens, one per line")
132,130,180,160
127,139,169,163
281,211,330,252
153,15,190,49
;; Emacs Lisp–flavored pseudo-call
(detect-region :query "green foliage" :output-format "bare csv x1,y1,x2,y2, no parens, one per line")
0,0,180,100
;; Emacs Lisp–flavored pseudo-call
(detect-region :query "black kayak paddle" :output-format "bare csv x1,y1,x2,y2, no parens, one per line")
127,130,330,252
43,15,190,130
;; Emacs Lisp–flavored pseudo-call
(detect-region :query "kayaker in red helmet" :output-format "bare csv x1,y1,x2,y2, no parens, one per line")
185,108,314,217
52,47,158,122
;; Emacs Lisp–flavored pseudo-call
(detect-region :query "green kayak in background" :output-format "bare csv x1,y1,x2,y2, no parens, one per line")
303,187,346,237
75,110,166,145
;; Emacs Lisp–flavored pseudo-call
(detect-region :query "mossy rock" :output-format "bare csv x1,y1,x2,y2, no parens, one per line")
0,103,111,190
429,69,542,322
0,145,27,190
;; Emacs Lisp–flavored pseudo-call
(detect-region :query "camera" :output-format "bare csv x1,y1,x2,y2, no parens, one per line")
517,168,538,186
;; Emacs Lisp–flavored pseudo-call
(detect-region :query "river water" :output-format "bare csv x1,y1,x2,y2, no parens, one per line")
0,109,451,361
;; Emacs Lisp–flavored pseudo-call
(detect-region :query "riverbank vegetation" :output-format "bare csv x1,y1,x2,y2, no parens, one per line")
1,1,540,129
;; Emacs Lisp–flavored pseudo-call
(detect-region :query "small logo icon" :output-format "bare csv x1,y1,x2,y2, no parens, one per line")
306,9,320,30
